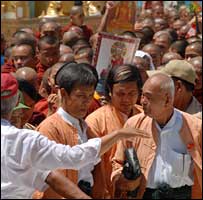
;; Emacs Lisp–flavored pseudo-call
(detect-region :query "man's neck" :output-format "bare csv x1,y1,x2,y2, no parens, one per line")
156,108,174,128
175,93,193,111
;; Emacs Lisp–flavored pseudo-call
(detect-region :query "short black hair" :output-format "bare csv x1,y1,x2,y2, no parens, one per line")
17,79,40,102
38,35,60,51
170,40,189,58
55,62,98,94
105,64,143,98
141,26,155,44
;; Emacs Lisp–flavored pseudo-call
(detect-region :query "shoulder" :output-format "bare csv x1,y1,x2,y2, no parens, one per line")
125,112,150,127
180,110,202,130
36,113,61,130
86,104,112,120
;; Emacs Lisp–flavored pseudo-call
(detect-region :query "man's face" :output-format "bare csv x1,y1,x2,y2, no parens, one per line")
154,35,170,54
185,46,201,61
111,81,139,116
38,43,60,67
71,12,84,27
62,84,95,119
144,47,161,68
12,45,35,69
141,80,166,119
40,24,60,39
153,6,164,18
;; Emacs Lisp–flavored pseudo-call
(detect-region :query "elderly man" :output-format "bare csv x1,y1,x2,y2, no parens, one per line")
156,60,201,115
1,72,147,199
112,73,202,199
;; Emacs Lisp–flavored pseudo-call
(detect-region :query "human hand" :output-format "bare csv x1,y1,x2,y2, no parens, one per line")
115,174,142,191
47,93,58,116
117,127,150,139
106,1,117,11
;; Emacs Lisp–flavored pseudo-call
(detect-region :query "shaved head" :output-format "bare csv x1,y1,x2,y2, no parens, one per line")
15,67,39,90
162,52,182,65
141,73,175,122
145,73,175,98
70,6,83,15
185,42,202,60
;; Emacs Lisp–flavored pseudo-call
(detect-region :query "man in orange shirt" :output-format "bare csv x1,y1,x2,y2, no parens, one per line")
86,64,143,198
36,35,60,85
36,62,106,198
112,73,202,199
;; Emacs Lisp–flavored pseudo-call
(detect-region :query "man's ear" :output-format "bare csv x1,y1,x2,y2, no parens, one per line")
175,80,183,92
60,88,67,97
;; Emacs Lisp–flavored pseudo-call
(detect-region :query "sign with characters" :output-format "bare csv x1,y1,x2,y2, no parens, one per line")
92,32,140,78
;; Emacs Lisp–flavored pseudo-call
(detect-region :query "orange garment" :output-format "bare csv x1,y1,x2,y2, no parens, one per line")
86,98,101,117
36,62,50,85
35,112,105,199
35,113,78,198
111,111,202,199
29,98,48,126
1,60,16,73
62,23,93,41
85,103,143,198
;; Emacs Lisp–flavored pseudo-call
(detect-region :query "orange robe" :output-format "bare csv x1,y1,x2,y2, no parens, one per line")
34,112,104,199
85,103,143,198
112,111,202,199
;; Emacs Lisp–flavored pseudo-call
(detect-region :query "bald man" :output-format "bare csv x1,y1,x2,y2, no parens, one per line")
185,42,202,60
189,56,202,104
15,67,39,91
142,44,162,68
154,18,168,32
12,43,37,70
59,53,75,63
161,52,182,65
112,73,202,199
62,5,93,41
152,5,164,18
59,44,73,56
62,30,82,47
154,32,172,54
40,21,61,40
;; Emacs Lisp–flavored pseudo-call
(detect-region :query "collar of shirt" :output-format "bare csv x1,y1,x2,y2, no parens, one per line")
1,119,11,126
57,107,87,143
155,108,178,132
186,96,202,115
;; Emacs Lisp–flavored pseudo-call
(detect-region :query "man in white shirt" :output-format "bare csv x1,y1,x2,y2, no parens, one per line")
1,72,148,199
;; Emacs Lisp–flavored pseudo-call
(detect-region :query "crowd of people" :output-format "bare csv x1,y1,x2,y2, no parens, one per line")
1,1,202,199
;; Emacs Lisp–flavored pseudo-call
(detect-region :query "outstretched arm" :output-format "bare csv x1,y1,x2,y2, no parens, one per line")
96,1,116,33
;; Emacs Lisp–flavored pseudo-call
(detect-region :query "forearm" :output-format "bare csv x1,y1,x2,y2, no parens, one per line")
99,130,120,156
97,9,109,33
46,171,91,199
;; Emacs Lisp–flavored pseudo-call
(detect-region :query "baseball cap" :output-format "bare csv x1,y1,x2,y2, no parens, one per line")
13,90,30,111
146,60,196,85
162,60,196,85
1,73,18,99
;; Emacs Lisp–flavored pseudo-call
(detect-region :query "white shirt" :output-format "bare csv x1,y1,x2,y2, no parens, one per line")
57,107,100,186
1,119,101,199
147,109,194,188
